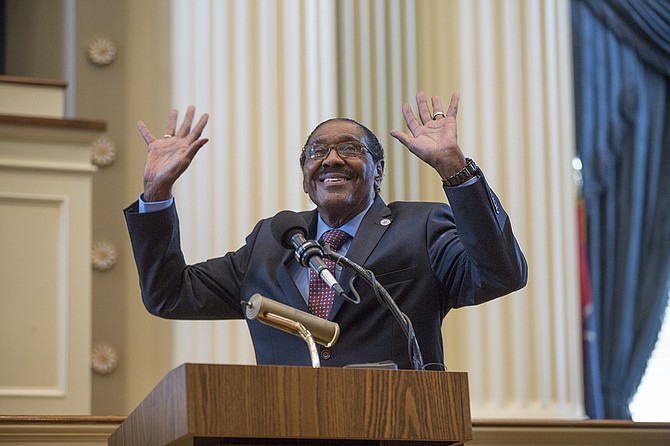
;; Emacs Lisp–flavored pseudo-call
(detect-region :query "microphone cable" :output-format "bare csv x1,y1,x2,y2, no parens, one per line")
326,247,424,371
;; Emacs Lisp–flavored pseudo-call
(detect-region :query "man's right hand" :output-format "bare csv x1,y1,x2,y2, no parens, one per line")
137,105,210,202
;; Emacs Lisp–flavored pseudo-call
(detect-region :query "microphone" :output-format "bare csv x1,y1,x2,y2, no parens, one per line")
271,210,348,300
244,293,340,347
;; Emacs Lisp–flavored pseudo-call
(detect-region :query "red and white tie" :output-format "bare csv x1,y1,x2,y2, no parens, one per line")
307,229,350,319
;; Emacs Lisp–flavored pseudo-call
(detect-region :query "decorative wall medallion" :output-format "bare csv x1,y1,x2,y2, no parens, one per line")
87,36,117,66
91,239,118,271
91,342,118,375
91,136,117,167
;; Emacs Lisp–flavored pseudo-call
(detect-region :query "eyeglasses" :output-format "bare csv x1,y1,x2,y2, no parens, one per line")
303,141,371,160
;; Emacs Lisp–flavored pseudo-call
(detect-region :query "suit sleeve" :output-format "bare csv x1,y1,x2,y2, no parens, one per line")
124,200,255,320
429,174,528,311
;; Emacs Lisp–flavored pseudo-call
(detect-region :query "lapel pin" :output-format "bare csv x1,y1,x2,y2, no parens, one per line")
380,218,391,226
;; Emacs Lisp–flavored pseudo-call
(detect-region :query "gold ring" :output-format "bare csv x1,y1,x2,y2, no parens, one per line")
163,134,173,138
432,111,446,120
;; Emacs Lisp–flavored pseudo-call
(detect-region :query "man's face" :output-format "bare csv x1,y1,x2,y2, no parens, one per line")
302,120,384,225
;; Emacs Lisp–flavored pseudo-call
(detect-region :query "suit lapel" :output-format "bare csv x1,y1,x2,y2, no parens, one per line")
274,201,393,320
276,256,307,311
329,195,392,319
275,209,318,312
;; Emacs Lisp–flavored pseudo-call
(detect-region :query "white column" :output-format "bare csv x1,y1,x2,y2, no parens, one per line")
168,0,338,366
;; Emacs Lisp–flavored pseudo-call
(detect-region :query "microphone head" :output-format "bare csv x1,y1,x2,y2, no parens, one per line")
245,294,340,347
271,210,308,249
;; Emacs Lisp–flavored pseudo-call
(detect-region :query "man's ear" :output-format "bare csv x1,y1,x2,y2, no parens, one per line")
374,160,385,190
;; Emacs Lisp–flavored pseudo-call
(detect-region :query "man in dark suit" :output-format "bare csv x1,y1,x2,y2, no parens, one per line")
125,91,527,369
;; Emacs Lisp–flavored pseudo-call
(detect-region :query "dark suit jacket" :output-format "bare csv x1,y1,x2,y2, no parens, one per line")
124,175,527,369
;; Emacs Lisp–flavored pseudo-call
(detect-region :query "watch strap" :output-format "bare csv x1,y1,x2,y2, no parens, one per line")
442,158,479,186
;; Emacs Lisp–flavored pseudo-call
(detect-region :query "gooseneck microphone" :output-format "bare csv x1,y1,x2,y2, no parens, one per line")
244,293,339,347
269,210,423,370
271,210,349,300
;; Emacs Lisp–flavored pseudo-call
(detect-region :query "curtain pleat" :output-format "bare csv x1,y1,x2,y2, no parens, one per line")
572,0,670,419
579,0,670,77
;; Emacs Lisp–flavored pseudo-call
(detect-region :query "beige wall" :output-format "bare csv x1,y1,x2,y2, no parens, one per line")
5,0,177,414
4,0,65,80
76,0,175,415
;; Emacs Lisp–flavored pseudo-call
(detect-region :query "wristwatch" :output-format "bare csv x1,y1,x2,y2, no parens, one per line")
442,158,479,186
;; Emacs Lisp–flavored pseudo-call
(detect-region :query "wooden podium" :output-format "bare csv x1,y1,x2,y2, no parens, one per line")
108,363,471,445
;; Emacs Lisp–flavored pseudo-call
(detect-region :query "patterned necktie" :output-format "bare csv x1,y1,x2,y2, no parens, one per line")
308,229,350,319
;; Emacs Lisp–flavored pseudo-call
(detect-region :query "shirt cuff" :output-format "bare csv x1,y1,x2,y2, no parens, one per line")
447,176,478,188
138,193,173,213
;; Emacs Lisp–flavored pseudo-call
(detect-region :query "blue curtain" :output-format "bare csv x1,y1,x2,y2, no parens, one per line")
572,0,670,419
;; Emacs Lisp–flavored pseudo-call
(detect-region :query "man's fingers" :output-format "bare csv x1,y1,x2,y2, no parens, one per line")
389,130,412,149
165,109,178,137
431,96,444,119
176,105,196,137
187,113,210,142
446,92,460,119
183,138,210,163
402,103,420,135
137,121,156,145
416,91,432,124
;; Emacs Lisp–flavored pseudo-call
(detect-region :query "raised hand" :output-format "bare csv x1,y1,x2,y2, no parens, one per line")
137,106,209,201
390,91,466,179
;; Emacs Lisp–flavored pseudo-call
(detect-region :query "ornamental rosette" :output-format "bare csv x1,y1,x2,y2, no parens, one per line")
91,240,118,271
91,136,117,167
91,342,118,375
87,36,117,66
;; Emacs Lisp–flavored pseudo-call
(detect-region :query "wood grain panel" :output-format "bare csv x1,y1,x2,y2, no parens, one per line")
109,364,471,445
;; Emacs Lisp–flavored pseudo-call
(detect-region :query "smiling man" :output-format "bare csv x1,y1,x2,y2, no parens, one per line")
300,119,384,228
124,91,528,369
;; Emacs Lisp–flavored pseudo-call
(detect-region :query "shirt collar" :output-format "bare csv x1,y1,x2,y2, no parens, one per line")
316,199,374,240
